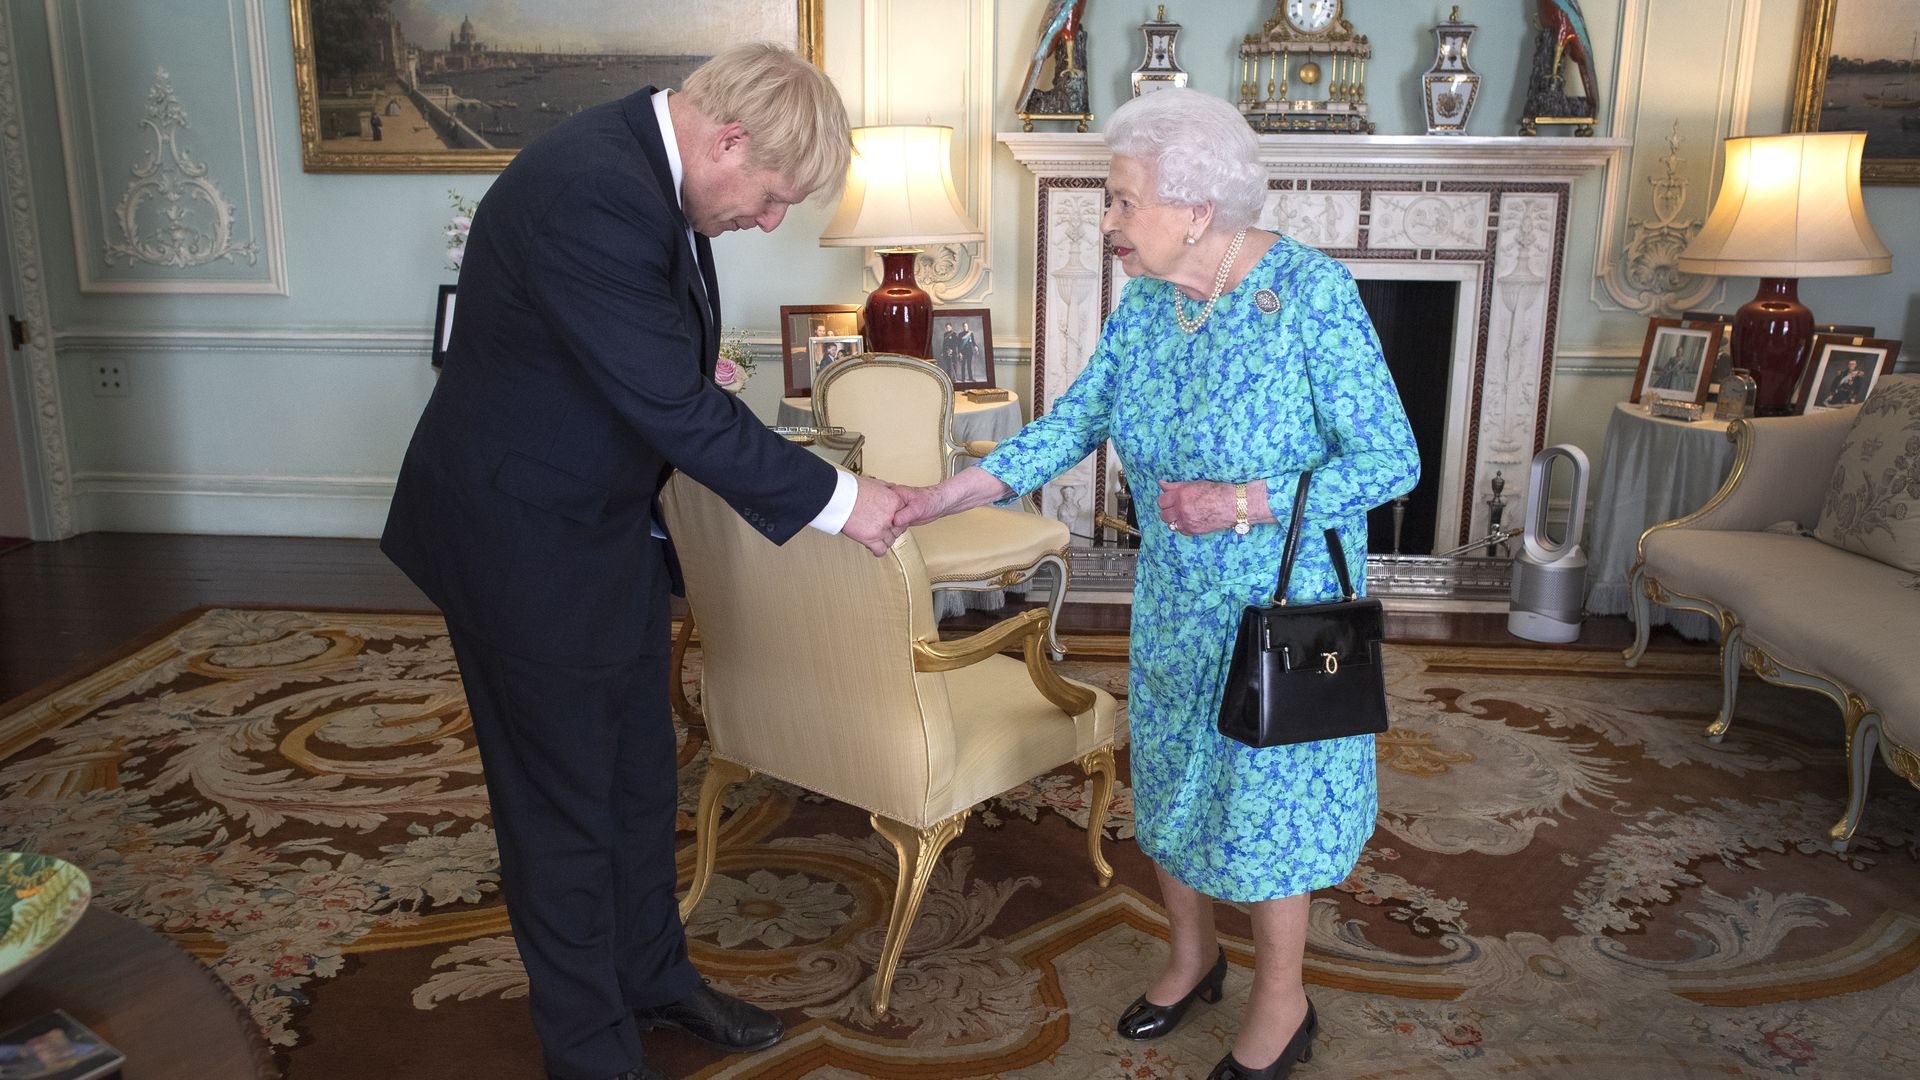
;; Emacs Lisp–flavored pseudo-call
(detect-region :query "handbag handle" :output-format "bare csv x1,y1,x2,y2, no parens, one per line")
1271,471,1357,606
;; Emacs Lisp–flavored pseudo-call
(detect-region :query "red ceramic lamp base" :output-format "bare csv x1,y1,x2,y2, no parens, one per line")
863,248,933,359
1730,277,1813,415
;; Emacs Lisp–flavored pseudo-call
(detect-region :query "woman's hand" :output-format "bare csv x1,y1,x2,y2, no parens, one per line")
1157,479,1270,536
892,466,1014,529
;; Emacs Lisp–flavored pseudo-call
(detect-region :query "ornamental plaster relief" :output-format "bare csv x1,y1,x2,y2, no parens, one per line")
1370,193,1491,253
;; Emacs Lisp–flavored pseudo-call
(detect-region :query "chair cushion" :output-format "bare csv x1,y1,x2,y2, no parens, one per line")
934,656,1116,820
912,507,1070,586
1643,529,1920,740
1813,373,1920,574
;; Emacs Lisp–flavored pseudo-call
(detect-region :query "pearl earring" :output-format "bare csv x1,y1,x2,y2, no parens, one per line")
1184,235,1196,245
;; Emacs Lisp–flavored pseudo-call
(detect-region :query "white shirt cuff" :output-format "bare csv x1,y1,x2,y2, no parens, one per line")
807,468,859,534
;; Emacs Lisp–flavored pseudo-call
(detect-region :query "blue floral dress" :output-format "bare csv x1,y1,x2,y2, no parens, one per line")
981,237,1419,902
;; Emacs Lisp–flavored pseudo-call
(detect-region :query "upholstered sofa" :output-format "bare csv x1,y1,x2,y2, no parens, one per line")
1624,374,1920,850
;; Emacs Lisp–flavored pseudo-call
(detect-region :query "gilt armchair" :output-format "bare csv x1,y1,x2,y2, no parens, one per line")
814,354,1073,658
659,472,1117,1016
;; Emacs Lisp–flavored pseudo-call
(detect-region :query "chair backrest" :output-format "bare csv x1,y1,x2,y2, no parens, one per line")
660,473,961,823
814,354,960,486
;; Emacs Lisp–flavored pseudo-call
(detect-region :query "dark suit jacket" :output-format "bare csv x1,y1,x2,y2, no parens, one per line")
383,88,838,666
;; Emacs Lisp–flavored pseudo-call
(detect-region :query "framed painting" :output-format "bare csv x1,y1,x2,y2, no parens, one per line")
929,308,996,391
1792,0,1920,184
293,0,824,173
780,304,862,397
1631,318,1723,406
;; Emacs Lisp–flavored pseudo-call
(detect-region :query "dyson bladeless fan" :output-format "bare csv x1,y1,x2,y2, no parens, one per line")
1507,445,1590,643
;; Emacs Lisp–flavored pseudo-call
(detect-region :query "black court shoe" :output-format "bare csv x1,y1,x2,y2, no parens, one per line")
1206,999,1318,1080
1116,946,1229,1040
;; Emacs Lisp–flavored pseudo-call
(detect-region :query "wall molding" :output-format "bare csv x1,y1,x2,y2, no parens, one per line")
860,0,993,304
56,326,430,356
46,0,287,294
73,470,395,538
0,3,76,538
1589,0,1761,317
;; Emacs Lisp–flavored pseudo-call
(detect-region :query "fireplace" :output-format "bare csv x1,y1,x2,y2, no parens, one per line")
999,133,1623,599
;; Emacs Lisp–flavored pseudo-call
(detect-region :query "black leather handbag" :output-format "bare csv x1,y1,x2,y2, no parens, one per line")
1217,471,1390,748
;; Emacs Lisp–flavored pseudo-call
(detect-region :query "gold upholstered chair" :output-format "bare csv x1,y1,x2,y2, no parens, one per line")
660,472,1117,1016
813,353,1073,658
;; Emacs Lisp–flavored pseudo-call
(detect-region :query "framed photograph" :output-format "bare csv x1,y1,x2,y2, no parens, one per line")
1796,333,1902,413
809,335,864,374
928,308,996,391
780,304,862,396
1791,0,1920,185
292,1,824,173
430,284,457,368
1631,318,1723,406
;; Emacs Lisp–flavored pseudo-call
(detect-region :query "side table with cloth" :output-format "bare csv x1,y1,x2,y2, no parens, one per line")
1583,401,1739,641
780,390,1027,621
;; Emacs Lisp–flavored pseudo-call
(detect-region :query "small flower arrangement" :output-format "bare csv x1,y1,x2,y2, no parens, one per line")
714,328,756,393
445,189,477,272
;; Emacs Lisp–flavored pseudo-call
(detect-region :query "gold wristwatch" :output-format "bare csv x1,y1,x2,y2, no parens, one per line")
1233,483,1251,535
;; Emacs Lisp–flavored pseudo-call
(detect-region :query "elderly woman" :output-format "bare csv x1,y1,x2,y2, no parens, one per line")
892,88,1417,1080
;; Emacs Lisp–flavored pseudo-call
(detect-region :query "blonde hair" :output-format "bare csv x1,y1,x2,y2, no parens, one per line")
682,42,852,200
1105,89,1265,230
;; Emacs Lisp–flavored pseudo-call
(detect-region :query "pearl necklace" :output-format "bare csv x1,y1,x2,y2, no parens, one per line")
1173,228,1248,334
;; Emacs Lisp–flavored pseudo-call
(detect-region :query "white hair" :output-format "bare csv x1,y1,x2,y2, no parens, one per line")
1103,89,1265,230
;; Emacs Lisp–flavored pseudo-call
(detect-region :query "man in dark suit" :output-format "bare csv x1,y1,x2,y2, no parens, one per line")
382,44,899,1080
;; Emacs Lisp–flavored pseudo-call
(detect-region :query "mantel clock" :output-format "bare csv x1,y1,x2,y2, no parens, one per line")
1238,0,1374,134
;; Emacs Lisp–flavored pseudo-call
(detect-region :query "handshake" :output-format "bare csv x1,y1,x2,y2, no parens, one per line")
838,475,948,556
839,468,1010,556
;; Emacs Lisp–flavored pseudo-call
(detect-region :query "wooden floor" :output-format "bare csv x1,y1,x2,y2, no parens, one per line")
0,534,1704,705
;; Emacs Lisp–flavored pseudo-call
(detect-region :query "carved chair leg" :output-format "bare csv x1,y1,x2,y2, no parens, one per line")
1622,563,1652,667
679,757,752,922
670,613,702,728
1077,744,1116,888
1705,620,1745,742
868,810,968,1017
1830,699,1883,853
1039,553,1070,661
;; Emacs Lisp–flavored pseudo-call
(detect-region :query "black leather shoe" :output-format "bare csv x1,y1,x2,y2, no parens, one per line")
1206,999,1318,1080
607,1064,670,1080
1116,946,1228,1040
635,978,783,1053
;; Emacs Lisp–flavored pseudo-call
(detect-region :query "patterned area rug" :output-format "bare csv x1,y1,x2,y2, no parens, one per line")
2,609,1917,1079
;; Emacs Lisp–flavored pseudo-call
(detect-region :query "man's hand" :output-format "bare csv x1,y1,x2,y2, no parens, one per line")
841,474,906,556
892,483,948,529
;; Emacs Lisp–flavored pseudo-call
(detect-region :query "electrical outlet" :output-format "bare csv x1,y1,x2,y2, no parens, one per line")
93,362,128,396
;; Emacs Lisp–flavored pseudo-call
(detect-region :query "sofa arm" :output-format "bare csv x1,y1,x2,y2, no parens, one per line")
1639,408,1854,558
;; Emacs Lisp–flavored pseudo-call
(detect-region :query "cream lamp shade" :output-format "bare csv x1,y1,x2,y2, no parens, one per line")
819,125,983,249
1675,131,1891,414
819,125,982,358
1676,131,1889,278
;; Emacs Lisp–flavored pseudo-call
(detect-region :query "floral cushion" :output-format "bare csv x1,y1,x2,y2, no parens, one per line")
1814,373,1920,573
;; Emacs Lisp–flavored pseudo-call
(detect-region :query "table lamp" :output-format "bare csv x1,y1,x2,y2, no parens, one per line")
819,125,983,358
1675,131,1890,414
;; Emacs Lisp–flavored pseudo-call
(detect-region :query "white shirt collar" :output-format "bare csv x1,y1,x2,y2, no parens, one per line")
651,89,685,214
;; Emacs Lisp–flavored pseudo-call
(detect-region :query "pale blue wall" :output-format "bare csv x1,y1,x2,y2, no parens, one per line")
7,0,1916,538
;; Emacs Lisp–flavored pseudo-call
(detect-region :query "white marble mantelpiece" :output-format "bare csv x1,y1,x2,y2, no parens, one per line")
1000,133,1626,551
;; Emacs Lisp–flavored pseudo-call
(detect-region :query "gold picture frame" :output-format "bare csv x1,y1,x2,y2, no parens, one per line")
292,1,824,174
1791,0,1920,185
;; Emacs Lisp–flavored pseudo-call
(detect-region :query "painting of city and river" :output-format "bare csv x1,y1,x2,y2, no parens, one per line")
295,0,820,173
1795,0,1920,183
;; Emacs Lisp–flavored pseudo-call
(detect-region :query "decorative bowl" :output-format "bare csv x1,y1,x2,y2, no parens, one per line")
0,852,92,999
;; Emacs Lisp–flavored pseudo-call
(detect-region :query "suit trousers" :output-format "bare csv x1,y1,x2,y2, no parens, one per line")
444,549,699,1079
